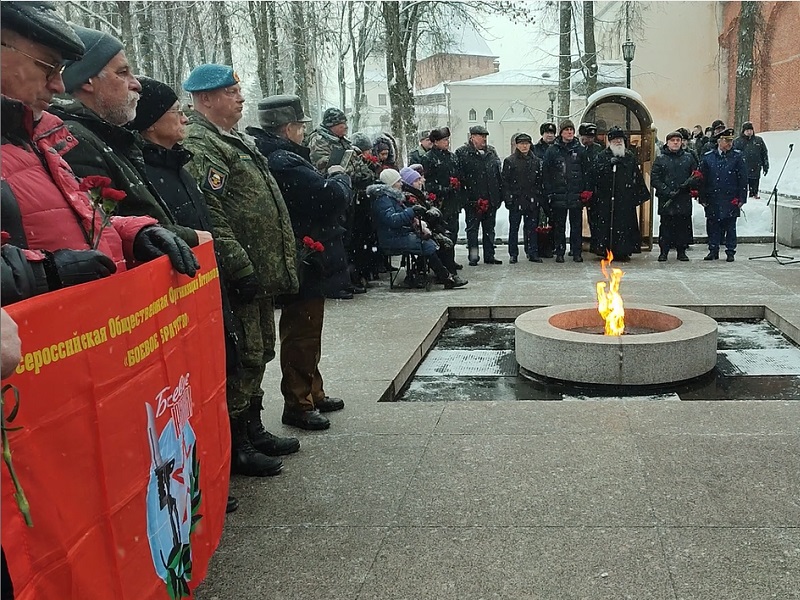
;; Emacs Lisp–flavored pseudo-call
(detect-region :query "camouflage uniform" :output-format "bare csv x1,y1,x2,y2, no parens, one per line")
183,110,298,417
307,126,375,184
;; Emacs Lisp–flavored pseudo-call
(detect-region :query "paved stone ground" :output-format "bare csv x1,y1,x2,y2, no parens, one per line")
196,242,800,600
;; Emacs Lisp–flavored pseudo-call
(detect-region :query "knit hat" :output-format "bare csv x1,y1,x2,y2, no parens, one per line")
322,107,347,128
350,132,372,151
379,168,402,187
409,163,424,174
62,25,124,93
559,119,575,134
607,126,627,141
1,1,85,61
129,77,179,132
399,167,422,186
428,127,451,142
665,131,682,141
183,64,239,92
540,122,557,135
514,133,533,144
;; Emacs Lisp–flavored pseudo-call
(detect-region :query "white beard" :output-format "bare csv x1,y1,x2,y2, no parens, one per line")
609,143,626,158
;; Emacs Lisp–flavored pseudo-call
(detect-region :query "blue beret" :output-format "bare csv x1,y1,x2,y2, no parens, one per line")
183,64,240,92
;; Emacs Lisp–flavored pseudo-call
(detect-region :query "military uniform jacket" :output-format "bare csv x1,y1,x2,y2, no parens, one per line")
307,126,375,188
420,147,463,218
699,148,748,220
182,111,298,296
47,98,198,246
455,142,503,208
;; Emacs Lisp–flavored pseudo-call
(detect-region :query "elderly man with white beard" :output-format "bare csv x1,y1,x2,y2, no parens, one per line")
47,25,201,246
585,126,650,261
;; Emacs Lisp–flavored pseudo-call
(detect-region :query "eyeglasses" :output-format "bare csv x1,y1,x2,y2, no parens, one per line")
0,42,65,80
166,109,186,117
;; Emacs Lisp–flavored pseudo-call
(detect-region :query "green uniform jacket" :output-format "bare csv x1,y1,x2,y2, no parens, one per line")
182,111,298,296
307,126,375,187
47,98,198,246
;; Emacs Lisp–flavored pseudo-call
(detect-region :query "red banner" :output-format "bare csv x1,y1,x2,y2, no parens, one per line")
1,242,229,599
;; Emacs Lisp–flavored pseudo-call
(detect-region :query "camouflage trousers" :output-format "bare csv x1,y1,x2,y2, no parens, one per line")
279,295,326,411
227,295,276,419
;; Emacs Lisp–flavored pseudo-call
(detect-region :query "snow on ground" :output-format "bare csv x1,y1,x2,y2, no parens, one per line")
480,129,799,241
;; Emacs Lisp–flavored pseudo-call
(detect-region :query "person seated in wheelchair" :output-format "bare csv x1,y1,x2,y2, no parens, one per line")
369,169,467,289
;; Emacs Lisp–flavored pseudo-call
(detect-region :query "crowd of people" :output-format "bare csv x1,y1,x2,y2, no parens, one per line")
0,2,771,596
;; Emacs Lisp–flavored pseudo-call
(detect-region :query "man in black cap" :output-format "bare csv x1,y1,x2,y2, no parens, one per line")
585,126,650,261
699,127,748,261
734,121,769,199
578,122,603,243
307,108,375,298
456,124,504,265
421,127,464,250
542,119,589,262
247,95,352,431
1,1,198,306
502,133,545,263
408,130,433,165
699,119,727,155
533,122,557,160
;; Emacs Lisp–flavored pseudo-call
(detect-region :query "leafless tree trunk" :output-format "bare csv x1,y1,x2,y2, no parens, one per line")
382,0,418,158
734,1,759,129
213,1,234,67
348,1,375,132
267,2,283,94
291,2,309,109
111,1,138,73
558,0,572,119
139,1,155,75
247,0,270,96
582,0,598,98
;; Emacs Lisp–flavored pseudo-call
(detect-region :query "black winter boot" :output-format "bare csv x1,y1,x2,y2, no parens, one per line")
231,417,283,477
658,248,668,262
704,249,719,261
677,248,689,261
247,399,300,456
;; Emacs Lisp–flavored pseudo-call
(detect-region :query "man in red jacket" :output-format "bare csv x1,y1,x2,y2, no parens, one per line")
0,1,198,305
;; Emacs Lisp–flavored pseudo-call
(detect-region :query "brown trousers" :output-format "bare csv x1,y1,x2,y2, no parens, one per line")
279,296,326,411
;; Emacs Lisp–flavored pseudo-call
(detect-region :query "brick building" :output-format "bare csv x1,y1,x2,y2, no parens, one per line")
414,25,499,91
720,1,800,132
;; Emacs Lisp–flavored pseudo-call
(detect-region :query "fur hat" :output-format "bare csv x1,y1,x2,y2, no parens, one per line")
741,121,754,134
578,122,597,136
379,168,402,187
62,25,124,93
677,127,690,141
559,119,575,134
428,127,451,142
665,131,683,142
711,119,726,131
607,126,627,141
540,122,557,135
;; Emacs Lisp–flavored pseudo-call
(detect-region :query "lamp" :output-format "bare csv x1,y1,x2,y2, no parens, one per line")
622,39,636,89
547,89,556,121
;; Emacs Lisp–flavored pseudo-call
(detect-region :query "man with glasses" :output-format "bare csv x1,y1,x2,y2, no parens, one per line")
47,25,203,247
1,1,198,307
181,65,301,477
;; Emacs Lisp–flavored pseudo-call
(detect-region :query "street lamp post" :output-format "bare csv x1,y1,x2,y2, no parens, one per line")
547,89,556,122
622,39,636,131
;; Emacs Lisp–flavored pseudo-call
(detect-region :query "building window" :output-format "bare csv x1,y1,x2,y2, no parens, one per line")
484,108,494,121
469,108,477,122
378,94,387,106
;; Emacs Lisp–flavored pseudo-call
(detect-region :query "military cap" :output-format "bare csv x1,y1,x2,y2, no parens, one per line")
578,122,597,136
540,122,557,135
429,127,451,142
257,94,311,128
665,131,683,141
183,64,240,92
469,125,489,135
711,119,725,131
607,126,627,141
514,133,533,144
419,130,431,141
677,127,690,141
61,25,124,93
0,1,85,61
717,127,735,139
559,119,575,134
321,107,347,128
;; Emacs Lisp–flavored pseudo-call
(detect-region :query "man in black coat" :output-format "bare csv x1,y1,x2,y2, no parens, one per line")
456,125,504,265
650,131,700,262
408,130,432,165
579,122,604,246
586,127,650,261
502,133,544,262
532,122,557,160
421,127,463,247
542,120,588,262
249,95,352,431
733,121,769,199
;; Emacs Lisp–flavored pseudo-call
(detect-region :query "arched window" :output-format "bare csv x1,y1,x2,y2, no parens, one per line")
485,108,494,122
468,108,477,122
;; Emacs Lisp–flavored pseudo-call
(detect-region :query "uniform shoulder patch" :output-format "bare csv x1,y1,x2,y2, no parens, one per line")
203,165,228,194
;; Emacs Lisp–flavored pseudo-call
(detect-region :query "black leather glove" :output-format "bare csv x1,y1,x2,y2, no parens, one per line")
133,226,199,277
610,156,623,166
230,272,259,303
411,204,427,217
51,249,116,287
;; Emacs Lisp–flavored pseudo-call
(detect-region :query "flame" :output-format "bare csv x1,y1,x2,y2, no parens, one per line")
596,250,625,336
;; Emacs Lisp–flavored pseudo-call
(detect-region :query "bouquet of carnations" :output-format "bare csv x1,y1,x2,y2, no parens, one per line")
475,198,490,215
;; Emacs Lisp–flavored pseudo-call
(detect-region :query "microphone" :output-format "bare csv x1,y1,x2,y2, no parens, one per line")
790,143,794,150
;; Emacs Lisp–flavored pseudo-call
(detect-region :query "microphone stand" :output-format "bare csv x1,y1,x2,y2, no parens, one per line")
749,143,794,264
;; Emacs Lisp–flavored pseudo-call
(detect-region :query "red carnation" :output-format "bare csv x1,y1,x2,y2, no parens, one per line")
427,192,436,202
79,175,113,192
690,190,700,198
100,187,126,202
449,176,460,189
313,241,325,252
1,231,9,245
691,169,703,180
